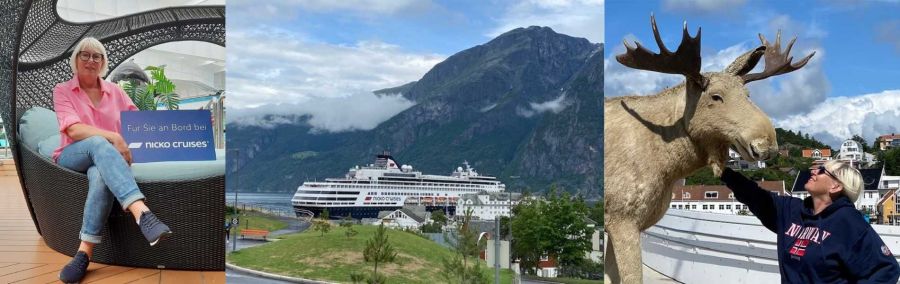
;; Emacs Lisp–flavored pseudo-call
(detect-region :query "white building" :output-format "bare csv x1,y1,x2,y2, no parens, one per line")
586,217,602,264
670,181,786,215
373,207,430,230
836,139,877,167
456,192,522,220
727,148,766,170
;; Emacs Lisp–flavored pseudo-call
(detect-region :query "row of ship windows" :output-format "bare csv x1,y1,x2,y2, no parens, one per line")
316,184,488,190
295,202,356,205
295,197,358,201
462,206,511,210
295,201,396,205
380,192,450,196
670,204,749,210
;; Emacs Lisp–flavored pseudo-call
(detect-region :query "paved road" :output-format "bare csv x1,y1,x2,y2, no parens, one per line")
226,215,310,283
226,268,295,284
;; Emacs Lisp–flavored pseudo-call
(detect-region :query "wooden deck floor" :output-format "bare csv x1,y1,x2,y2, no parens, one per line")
0,175,225,283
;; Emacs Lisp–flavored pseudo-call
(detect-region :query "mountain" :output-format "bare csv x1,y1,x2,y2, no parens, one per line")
227,26,604,198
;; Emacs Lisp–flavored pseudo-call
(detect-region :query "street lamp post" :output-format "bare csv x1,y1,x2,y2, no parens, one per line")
229,149,240,252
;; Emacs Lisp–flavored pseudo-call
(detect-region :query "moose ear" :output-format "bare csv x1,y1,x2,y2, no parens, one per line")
725,46,766,76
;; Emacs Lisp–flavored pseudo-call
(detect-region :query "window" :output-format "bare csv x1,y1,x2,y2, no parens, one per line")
703,205,708,210
719,205,725,210
671,204,676,208
729,193,735,199
726,205,732,210
691,205,697,209
705,191,718,199
682,192,691,199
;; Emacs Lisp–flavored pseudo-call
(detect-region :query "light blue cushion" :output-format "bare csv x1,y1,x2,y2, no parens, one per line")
131,149,226,182
36,134,60,158
20,107,225,181
19,107,58,150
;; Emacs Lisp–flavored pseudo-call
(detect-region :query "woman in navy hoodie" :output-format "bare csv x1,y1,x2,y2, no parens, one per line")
721,160,900,283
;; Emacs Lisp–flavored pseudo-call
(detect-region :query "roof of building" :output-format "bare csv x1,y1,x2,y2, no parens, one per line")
376,206,429,223
877,189,896,207
671,181,785,201
458,191,522,206
802,149,832,158
879,134,900,140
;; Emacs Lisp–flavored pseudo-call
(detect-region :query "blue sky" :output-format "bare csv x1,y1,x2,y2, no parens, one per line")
226,0,604,132
605,0,900,149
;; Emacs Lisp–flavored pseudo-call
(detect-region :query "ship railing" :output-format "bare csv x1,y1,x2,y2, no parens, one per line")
294,208,315,222
229,202,296,219
642,209,900,283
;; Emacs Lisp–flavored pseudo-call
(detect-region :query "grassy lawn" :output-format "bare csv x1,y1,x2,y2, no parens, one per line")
227,210,288,233
228,225,513,283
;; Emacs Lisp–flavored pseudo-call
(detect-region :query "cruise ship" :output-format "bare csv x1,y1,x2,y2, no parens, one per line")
291,152,506,219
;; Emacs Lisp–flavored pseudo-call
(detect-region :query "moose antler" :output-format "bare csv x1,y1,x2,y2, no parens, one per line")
741,30,815,83
616,14,703,85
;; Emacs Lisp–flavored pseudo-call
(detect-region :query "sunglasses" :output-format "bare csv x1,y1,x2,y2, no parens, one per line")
78,51,104,63
813,165,840,181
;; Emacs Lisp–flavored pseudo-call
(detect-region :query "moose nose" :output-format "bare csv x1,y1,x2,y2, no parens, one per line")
750,139,778,160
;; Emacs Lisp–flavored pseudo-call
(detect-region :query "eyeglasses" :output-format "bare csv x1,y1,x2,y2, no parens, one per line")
78,51,104,63
813,165,840,181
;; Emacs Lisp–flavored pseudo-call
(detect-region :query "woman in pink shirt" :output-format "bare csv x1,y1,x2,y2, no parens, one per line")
53,38,172,283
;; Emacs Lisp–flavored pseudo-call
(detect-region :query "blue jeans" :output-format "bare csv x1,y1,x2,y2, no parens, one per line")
57,136,145,244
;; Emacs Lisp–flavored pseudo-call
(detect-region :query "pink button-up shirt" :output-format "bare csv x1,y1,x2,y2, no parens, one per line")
52,76,138,162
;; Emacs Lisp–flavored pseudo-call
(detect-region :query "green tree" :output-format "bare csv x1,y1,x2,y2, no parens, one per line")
364,223,397,283
432,210,448,227
341,215,358,239
881,148,900,176
589,201,604,227
545,191,593,271
686,167,723,185
851,134,871,153
441,208,489,284
874,137,884,152
511,196,549,274
312,219,331,237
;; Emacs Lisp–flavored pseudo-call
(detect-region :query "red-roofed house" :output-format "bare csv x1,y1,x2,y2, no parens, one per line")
802,148,832,160
669,181,786,215
878,134,900,151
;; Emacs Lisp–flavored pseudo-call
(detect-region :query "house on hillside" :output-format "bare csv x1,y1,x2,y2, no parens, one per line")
837,139,877,167
878,133,900,151
670,181,785,215
802,148,832,160
727,148,766,170
373,206,431,230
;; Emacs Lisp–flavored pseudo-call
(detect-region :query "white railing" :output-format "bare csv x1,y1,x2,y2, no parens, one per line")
642,209,900,283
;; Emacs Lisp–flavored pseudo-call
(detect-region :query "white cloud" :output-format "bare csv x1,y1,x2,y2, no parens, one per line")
227,26,444,109
489,0,604,43
662,0,747,14
605,36,828,121
775,90,900,149
228,0,433,21
516,93,570,117
228,93,416,132
604,42,756,97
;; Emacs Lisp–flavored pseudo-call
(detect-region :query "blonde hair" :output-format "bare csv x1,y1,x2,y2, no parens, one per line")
824,160,863,203
69,37,109,77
